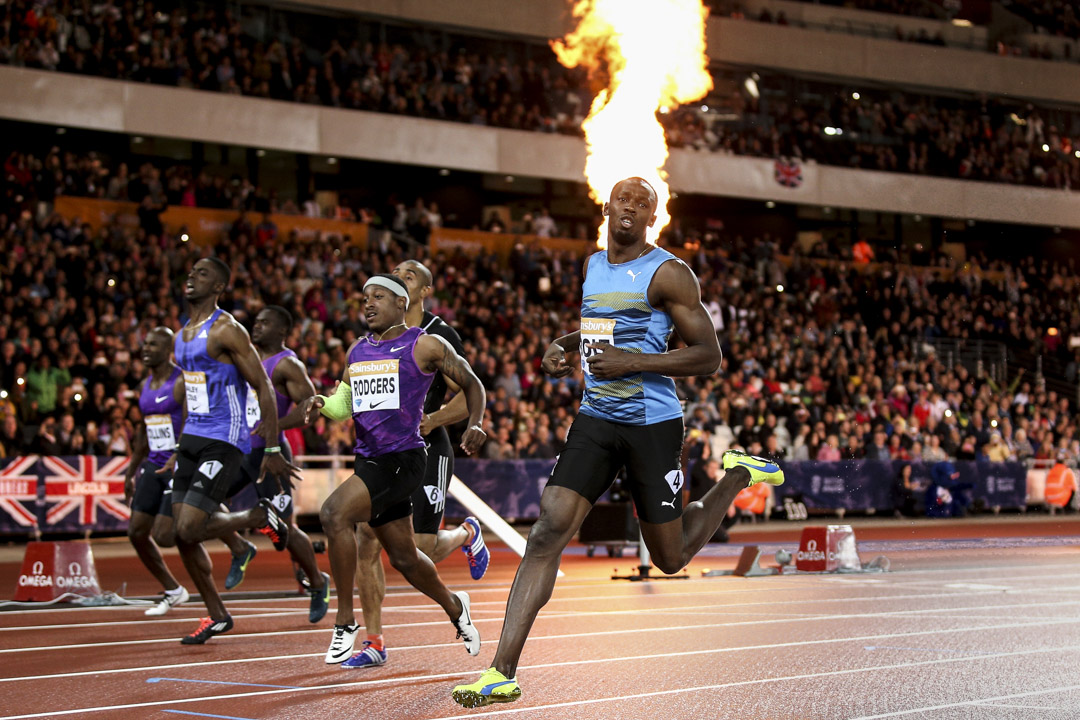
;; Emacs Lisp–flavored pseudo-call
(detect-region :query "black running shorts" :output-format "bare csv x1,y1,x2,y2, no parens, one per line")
130,460,174,518
547,413,685,524
233,439,296,519
354,447,428,528
411,426,453,535
172,435,244,515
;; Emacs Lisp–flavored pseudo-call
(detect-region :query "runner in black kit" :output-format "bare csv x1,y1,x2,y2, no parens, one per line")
341,260,489,669
223,305,331,623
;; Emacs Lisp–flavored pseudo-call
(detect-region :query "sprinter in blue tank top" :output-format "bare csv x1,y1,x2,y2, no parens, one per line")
292,274,488,666
452,177,787,707
170,257,299,645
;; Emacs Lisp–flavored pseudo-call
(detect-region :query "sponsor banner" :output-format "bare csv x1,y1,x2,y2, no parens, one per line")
53,197,368,247
0,457,1031,533
779,460,1027,511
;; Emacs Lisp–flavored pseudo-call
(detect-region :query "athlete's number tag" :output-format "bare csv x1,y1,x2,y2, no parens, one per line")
246,385,261,428
349,360,400,413
145,414,176,452
271,493,291,514
183,371,209,414
580,317,616,376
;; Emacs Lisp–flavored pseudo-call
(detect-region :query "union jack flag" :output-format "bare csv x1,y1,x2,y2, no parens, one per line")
42,456,131,529
774,158,803,188
0,456,41,530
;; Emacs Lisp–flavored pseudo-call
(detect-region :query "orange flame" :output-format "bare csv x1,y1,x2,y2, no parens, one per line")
553,0,713,248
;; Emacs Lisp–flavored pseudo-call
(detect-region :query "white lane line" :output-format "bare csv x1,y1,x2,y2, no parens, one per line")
5,588,1080,656
0,611,304,632
422,655,1080,720
975,703,1062,711
8,575,1080,637
2,603,1080,687
850,683,1080,719
5,627,1080,720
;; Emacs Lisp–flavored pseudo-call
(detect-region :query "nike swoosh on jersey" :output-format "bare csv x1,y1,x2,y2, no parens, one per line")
155,396,168,403
370,400,386,409
390,345,407,352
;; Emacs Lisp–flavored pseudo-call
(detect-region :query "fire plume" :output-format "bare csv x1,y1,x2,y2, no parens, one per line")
552,0,713,247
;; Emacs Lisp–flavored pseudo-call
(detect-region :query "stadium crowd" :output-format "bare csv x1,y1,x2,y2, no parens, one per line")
2,174,1080,481
2,1,1078,190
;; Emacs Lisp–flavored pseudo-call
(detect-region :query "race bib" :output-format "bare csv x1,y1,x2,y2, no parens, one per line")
349,360,400,413
580,317,616,376
144,414,176,452
246,385,261,428
183,371,209,414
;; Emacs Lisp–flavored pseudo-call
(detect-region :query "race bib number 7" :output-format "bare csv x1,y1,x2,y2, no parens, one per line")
580,318,616,376
349,360,400,413
183,371,209,414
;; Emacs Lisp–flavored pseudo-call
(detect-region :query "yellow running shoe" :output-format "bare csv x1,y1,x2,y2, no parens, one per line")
452,667,522,708
722,450,785,487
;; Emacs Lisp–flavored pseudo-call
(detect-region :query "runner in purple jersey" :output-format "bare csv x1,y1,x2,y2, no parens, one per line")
124,327,190,616
223,305,330,622
293,274,488,665
348,260,487,670
170,257,299,645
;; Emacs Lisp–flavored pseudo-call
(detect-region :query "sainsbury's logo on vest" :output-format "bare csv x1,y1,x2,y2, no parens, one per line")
350,360,399,375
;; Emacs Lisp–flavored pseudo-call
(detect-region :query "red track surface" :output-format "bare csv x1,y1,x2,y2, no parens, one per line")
1,517,1079,720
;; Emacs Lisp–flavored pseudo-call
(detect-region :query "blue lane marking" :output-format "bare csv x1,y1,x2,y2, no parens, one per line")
147,677,302,690
162,711,256,720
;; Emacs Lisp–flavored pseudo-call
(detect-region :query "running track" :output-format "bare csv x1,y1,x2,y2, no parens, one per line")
1,517,1079,719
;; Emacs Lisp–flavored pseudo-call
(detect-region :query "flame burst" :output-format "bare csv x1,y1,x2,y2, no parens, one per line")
552,0,713,247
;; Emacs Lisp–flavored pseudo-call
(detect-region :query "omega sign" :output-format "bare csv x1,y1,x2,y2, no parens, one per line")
796,538,827,563
18,561,96,589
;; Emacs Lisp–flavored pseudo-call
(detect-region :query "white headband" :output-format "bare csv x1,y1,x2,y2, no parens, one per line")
363,276,409,309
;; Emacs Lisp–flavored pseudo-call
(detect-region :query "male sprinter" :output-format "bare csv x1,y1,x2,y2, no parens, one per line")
451,177,785,706
172,257,297,644
128,328,274,614
343,260,487,669
294,274,487,665
226,305,330,623
125,327,190,615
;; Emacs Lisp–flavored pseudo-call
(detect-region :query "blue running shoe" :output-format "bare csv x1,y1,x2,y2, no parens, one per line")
461,517,489,580
341,641,387,669
225,541,257,590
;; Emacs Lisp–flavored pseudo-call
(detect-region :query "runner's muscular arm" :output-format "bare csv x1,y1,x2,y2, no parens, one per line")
415,335,487,454
124,422,148,504
154,373,186,477
297,340,359,425
214,318,300,480
275,356,317,431
420,375,468,435
585,259,721,379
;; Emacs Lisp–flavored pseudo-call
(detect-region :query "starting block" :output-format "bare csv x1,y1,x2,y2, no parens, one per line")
13,541,102,602
795,525,862,573
702,545,779,577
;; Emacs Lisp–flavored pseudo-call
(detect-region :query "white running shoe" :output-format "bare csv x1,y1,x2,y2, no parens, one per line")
452,590,481,656
325,623,359,664
145,586,189,616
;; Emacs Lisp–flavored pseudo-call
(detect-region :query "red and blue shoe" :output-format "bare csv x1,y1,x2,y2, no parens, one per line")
462,517,489,580
341,641,387,669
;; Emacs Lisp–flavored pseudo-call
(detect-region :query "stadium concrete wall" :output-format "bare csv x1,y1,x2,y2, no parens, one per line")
282,0,1076,105
4,67,1078,228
